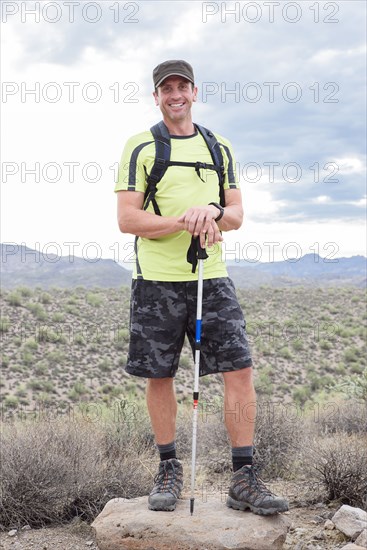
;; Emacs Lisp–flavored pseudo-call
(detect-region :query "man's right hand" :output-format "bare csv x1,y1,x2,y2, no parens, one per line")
178,205,223,248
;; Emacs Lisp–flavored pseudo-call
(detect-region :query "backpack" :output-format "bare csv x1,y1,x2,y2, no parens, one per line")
143,121,226,215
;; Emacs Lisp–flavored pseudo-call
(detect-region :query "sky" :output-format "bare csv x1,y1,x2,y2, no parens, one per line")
1,0,366,266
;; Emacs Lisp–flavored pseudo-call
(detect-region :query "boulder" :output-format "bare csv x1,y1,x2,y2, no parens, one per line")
332,505,367,540
92,496,290,550
340,545,367,550
355,529,367,547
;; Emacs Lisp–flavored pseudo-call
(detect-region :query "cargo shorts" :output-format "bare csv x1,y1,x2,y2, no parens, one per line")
125,277,252,378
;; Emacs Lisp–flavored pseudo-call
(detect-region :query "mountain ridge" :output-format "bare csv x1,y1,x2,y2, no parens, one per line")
1,243,365,288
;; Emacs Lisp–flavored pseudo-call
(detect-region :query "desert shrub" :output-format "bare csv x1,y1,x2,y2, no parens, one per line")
47,350,65,364
17,287,33,298
26,303,47,321
98,359,112,372
33,360,48,376
114,328,129,350
51,312,65,323
26,379,45,391
21,350,35,366
40,292,52,304
279,346,293,360
178,396,303,480
3,396,19,409
22,337,38,350
6,292,22,306
343,346,362,363
306,434,367,510
73,333,85,346
253,399,303,479
0,417,153,529
68,381,89,400
86,293,103,307
333,368,367,402
292,386,312,405
0,317,10,332
314,398,366,435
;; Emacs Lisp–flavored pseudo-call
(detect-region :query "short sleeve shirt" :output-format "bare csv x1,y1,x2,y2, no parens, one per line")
115,127,238,282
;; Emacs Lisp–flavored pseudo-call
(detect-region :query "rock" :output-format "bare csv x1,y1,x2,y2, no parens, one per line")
332,505,367,540
340,545,367,550
92,496,290,550
8,529,17,537
324,519,334,530
312,516,324,524
294,528,308,536
355,529,367,546
21,524,31,530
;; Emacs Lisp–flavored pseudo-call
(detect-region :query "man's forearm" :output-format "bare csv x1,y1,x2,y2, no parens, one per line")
119,208,184,239
217,204,243,232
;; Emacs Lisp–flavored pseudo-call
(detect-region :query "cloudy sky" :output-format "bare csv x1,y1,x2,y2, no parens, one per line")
1,0,366,265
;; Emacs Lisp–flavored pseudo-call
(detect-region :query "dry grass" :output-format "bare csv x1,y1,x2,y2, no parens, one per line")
0,409,155,529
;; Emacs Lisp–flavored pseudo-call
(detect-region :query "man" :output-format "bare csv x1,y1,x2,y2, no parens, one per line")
115,60,288,516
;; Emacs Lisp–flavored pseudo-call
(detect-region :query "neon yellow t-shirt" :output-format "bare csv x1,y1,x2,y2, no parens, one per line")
114,126,238,281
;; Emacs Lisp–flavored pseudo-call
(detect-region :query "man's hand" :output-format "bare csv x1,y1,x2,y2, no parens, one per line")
178,205,223,248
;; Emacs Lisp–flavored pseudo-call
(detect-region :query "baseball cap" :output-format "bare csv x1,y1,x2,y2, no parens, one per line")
153,60,195,88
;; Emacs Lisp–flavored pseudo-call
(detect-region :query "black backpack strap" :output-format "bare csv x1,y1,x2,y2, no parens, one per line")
195,124,225,206
144,121,171,215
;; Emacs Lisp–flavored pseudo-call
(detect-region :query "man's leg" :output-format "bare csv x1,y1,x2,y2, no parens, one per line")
223,367,256,447
146,377,183,511
146,378,177,444
224,366,289,515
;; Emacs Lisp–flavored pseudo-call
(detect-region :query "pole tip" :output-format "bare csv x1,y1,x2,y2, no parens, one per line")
190,497,194,515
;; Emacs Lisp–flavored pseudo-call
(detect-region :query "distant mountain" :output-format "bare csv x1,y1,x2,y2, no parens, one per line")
0,243,366,288
227,254,367,288
0,243,131,288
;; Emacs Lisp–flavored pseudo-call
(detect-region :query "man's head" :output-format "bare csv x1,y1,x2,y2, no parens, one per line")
153,60,197,128
153,60,194,90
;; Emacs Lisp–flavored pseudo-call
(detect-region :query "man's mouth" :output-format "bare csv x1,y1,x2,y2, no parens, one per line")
169,103,184,107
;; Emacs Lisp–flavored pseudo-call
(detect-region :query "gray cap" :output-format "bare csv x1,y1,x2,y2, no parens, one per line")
153,60,194,88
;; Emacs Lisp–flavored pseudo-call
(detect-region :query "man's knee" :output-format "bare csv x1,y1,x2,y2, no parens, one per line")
147,377,175,390
223,366,254,389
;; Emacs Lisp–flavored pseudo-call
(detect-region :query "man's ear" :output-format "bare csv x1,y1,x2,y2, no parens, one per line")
192,85,198,102
153,91,159,106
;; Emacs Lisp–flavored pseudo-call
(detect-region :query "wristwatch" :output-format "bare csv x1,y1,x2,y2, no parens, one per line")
209,202,224,222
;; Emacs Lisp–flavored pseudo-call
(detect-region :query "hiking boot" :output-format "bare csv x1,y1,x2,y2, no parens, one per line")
226,465,289,516
148,458,183,511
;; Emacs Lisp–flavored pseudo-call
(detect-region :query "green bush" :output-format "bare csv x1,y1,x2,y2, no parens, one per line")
34,360,48,376
7,292,22,306
51,312,65,323
23,337,38,350
26,303,47,321
279,346,293,360
17,286,33,297
3,396,19,409
86,293,103,307
0,317,11,332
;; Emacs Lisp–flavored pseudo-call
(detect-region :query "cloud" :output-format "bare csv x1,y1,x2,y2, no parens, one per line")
1,0,366,256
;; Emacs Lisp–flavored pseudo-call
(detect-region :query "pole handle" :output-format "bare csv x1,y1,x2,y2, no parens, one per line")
186,236,208,273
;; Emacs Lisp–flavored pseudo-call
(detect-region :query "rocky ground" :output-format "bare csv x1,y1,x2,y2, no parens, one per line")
0,482,351,550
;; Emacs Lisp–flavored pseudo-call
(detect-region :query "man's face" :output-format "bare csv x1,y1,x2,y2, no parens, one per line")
153,76,198,123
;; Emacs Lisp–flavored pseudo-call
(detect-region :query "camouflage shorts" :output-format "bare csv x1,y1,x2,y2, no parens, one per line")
125,277,252,378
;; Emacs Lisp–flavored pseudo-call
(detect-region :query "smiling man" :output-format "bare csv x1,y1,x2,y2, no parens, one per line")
115,60,288,516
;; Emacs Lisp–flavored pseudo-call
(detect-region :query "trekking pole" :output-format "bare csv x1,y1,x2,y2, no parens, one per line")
186,236,208,516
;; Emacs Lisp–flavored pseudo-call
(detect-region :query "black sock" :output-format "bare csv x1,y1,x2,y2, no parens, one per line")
232,445,253,471
157,441,176,462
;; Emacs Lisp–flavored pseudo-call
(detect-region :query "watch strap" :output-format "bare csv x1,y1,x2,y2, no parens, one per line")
209,202,224,222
